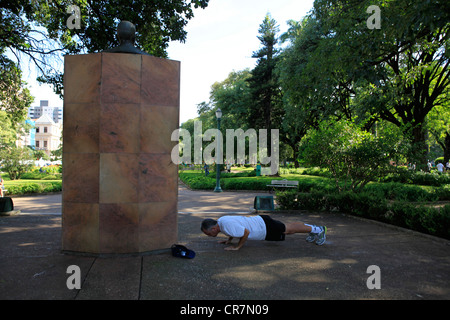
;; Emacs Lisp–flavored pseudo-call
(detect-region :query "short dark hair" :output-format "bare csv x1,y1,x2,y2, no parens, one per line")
201,219,217,231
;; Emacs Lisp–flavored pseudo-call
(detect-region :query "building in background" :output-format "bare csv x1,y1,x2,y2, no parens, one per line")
28,100,62,123
16,100,63,158
34,114,62,157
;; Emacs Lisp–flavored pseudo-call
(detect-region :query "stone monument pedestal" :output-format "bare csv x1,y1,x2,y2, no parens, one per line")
62,52,179,255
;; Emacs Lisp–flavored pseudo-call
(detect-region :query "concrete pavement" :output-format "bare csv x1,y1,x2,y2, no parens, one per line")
0,185,449,301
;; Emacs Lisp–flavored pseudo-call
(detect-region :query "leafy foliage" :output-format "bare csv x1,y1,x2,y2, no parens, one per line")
276,189,450,239
278,0,450,163
0,146,34,180
302,120,397,192
1,0,210,95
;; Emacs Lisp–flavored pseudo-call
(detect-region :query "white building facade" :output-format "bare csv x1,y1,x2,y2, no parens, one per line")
34,114,62,157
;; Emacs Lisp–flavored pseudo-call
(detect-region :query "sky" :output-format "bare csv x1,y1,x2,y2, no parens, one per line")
25,0,315,124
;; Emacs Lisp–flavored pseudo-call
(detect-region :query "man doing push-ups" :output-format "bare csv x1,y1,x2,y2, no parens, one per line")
201,215,327,251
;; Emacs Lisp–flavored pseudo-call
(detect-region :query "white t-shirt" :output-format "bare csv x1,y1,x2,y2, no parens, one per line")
218,216,267,240
437,163,444,172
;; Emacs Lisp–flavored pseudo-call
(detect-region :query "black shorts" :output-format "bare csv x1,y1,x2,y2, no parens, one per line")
260,215,286,241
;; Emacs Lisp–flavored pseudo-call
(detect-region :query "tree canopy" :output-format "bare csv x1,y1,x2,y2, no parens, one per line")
185,0,450,167
1,0,210,97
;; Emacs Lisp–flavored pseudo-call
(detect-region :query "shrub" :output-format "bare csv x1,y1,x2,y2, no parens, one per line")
436,184,450,201
220,170,256,178
364,182,439,202
4,181,62,195
276,190,299,210
180,171,276,191
4,185,23,195
21,172,62,180
275,190,449,239
411,171,449,186
297,191,329,211
301,167,331,178
179,172,217,189
302,120,396,192
380,168,450,186
388,203,450,239
222,177,271,190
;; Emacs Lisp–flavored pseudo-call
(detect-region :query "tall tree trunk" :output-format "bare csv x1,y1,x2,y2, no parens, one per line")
443,133,450,164
408,123,428,166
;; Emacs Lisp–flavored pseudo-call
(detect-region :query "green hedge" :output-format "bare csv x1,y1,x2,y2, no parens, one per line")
381,169,450,186
20,172,62,180
179,171,275,191
179,172,217,190
276,190,450,239
179,171,450,201
281,166,450,187
5,181,62,195
363,182,443,202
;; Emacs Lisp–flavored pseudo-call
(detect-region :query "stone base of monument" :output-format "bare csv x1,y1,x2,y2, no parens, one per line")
62,22,180,255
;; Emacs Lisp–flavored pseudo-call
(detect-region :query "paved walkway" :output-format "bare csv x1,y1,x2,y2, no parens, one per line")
0,186,449,301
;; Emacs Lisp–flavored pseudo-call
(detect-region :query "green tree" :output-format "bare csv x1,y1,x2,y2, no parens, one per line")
0,55,34,127
278,16,340,167
1,0,210,96
0,111,16,147
210,69,252,131
0,54,34,150
427,103,450,164
311,0,450,164
302,120,397,193
0,146,33,180
247,14,283,133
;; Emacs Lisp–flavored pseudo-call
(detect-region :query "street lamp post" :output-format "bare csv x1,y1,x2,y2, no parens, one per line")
214,108,223,193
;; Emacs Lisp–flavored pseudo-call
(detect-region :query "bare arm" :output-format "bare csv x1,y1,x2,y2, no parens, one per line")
218,236,233,244
225,229,250,251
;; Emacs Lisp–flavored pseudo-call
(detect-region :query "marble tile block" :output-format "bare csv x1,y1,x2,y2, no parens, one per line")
64,54,101,104
99,153,139,204
139,202,177,252
99,203,139,253
63,103,99,154
63,52,180,255
62,153,100,203
101,53,141,104
141,56,180,107
138,153,177,203
62,202,99,253
140,104,179,154
100,103,140,153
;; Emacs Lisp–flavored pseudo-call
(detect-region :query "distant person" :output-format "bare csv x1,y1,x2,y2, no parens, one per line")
201,215,327,251
0,174,4,197
436,162,444,173
446,161,450,172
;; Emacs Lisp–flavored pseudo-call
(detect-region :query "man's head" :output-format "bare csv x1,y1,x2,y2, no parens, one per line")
201,219,220,237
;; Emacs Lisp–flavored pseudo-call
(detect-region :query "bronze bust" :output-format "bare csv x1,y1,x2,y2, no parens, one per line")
104,21,150,55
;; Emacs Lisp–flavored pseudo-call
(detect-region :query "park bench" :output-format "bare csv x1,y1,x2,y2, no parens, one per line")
266,179,298,192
